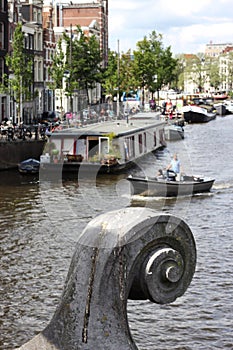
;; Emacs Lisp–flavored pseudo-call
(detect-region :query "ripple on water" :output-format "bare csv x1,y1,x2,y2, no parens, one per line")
1,119,233,349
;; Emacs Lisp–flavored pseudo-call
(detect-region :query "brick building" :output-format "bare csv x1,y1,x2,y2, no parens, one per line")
53,0,108,67
49,0,108,112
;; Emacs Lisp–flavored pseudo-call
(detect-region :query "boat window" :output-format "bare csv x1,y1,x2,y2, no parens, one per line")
125,136,135,160
87,137,99,160
138,134,143,153
154,132,157,146
99,137,109,156
144,132,147,153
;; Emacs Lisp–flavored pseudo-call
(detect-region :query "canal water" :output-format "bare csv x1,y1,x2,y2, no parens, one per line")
0,114,233,350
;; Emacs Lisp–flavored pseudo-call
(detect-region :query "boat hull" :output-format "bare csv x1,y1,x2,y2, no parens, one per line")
184,111,216,123
40,157,142,176
214,103,227,116
164,125,184,141
0,140,46,170
127,176,215,197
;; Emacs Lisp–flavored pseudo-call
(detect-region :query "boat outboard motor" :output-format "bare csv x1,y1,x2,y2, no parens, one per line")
167,169,177,181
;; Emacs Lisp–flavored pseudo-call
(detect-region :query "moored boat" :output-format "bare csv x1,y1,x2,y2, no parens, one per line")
181,105,217,123
164,124,184,141
18,158,40,174
40,112,167,175
223,100,233,114
127,174,215,197
214,102,227,116
0,123,47,170
0,139,46,170
213,93,228,100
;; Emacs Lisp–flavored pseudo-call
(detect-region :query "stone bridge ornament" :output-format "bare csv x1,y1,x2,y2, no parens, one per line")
17,208,196,350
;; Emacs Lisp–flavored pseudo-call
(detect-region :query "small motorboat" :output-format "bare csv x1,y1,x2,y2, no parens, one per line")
18,158,40,174
127,174,215,197
164,124,184,141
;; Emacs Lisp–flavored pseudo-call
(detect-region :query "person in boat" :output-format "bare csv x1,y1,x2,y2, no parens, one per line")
166,153,181,181
157,169,165,179
165,99,173,119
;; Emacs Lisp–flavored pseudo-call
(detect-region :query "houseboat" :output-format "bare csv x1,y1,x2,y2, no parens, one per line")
40,112,166,175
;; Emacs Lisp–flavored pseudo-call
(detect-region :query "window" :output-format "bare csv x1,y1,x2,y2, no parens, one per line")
0,0,5,12
37,10,42,24
38,32,42,51
34,61,38,81
33,9,37,22
38,61,42,81
0,23,4,49
0,57,4,84
138,134,143,153
154,132,157,147
144,132,147,152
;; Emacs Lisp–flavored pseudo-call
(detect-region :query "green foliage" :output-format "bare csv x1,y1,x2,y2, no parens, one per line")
62,26,103,104
208,59,221,89
133,30,178,103
48,38,65,90
182,54,222,92
103,30,178,102
3,23,33,106
102,50,118,96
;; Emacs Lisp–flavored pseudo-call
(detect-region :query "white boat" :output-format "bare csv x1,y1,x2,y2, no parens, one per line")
40,112,167,174
223,100,233,114
164,124,184,141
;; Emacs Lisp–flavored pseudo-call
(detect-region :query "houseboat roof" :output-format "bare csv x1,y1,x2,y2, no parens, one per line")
51,113,165,138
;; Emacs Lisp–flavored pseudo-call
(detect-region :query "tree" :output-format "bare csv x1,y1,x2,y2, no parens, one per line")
2,22,33,124
119,50,139,93
208,58,221,90
103,49,137,103
133,31,178,106
48,38,66,114
102,49,118,98
184,53,209,93
63,26,103,106
174,54,186,91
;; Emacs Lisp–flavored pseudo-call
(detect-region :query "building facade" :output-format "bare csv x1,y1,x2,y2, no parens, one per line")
52,0,108,114
21,0,44,122
0,0,8,121
0,0,108,124
205,41,233,58
43,3,56,115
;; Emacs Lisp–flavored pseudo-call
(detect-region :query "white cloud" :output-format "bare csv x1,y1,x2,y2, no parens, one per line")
108,0,233,54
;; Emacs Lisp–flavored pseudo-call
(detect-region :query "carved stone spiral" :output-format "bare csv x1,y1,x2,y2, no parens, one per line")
17,208,196,350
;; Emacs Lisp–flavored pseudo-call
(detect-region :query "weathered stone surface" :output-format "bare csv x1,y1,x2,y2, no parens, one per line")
17,208,196,350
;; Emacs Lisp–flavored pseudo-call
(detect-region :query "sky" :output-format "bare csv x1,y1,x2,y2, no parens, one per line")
108,0,233,55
